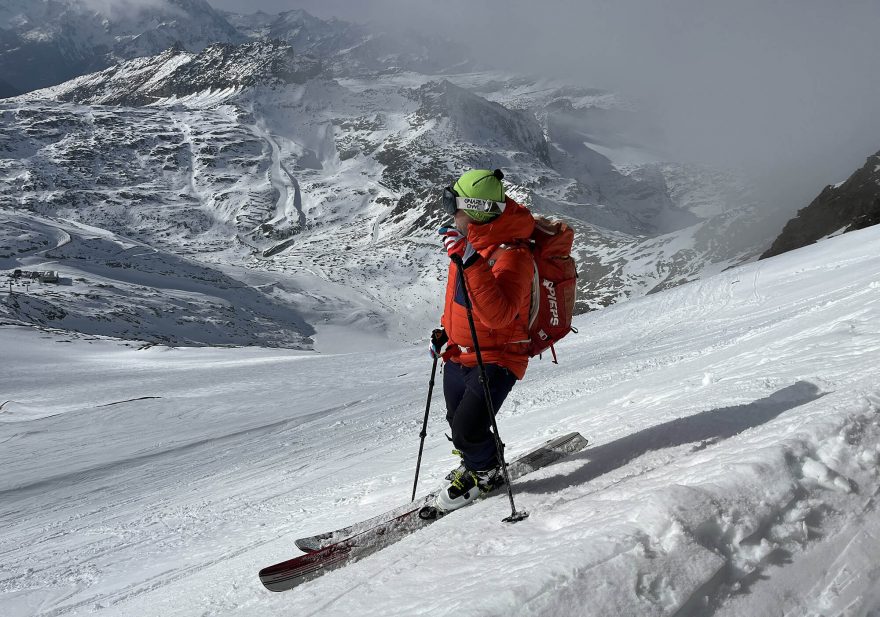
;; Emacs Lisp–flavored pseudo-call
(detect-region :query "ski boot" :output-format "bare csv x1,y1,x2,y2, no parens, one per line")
419,466,504,520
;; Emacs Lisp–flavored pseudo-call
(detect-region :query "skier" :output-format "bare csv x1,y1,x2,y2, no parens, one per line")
430,168,536,512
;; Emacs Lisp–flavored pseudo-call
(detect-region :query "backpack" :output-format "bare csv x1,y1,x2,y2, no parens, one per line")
524,217,578,362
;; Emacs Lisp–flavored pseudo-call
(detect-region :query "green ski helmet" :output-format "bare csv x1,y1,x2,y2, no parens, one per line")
450,168,506,223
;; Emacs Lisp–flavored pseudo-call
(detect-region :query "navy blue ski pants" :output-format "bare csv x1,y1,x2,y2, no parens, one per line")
443,360,517,472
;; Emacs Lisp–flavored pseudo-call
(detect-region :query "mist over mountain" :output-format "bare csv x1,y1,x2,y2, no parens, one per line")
211,1,880,226
222,8,477,77
0,3,859,348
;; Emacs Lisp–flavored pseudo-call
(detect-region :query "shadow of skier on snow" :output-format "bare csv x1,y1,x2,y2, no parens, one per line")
515,380,825,495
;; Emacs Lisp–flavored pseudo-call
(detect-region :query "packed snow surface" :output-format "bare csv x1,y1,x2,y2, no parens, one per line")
3,226,880,616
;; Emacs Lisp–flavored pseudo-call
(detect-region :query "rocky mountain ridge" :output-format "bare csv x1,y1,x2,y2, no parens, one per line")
22,40,321,106
762,151,880,259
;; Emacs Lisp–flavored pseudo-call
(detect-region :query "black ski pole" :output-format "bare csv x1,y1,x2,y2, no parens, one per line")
411,355,438,502
451,254,528,523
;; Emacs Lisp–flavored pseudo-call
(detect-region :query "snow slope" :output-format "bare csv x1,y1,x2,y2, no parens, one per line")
0,211,315,348
2,224,880,616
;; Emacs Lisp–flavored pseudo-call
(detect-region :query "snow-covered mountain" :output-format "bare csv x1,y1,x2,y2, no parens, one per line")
0,0,244,96
3,215,880,616
762,150,880,259
0,1,474,99
1,28,776,345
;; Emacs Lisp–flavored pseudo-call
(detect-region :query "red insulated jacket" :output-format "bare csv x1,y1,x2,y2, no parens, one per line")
441,197,536,379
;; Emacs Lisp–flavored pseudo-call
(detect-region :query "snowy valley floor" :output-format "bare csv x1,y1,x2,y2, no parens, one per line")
2,226,880,616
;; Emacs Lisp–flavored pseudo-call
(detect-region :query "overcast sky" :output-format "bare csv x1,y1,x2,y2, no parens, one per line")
208,0,880,212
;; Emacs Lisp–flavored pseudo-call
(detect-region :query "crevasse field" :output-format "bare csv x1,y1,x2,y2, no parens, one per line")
2,225,880,617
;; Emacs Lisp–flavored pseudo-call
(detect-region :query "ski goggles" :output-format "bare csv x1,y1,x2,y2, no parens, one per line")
442,187,506,217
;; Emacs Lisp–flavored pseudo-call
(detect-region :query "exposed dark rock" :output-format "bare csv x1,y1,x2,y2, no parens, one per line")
762,151,880,259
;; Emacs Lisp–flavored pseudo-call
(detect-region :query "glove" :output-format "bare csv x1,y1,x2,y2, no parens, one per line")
438,226,477,265
439,226,466,258
429,328,448,359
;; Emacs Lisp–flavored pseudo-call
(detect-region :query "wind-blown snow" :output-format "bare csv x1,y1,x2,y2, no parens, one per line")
2,225,880,616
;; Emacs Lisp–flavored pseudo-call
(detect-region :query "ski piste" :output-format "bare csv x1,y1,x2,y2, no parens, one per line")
259,431,588,592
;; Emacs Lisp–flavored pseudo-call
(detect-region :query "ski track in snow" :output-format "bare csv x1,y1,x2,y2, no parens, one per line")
3,227,880,616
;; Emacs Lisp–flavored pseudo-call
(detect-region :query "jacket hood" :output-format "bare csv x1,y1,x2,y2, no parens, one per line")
467,197,535,251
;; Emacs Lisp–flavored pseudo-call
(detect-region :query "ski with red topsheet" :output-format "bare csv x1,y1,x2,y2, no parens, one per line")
259,431,588,592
